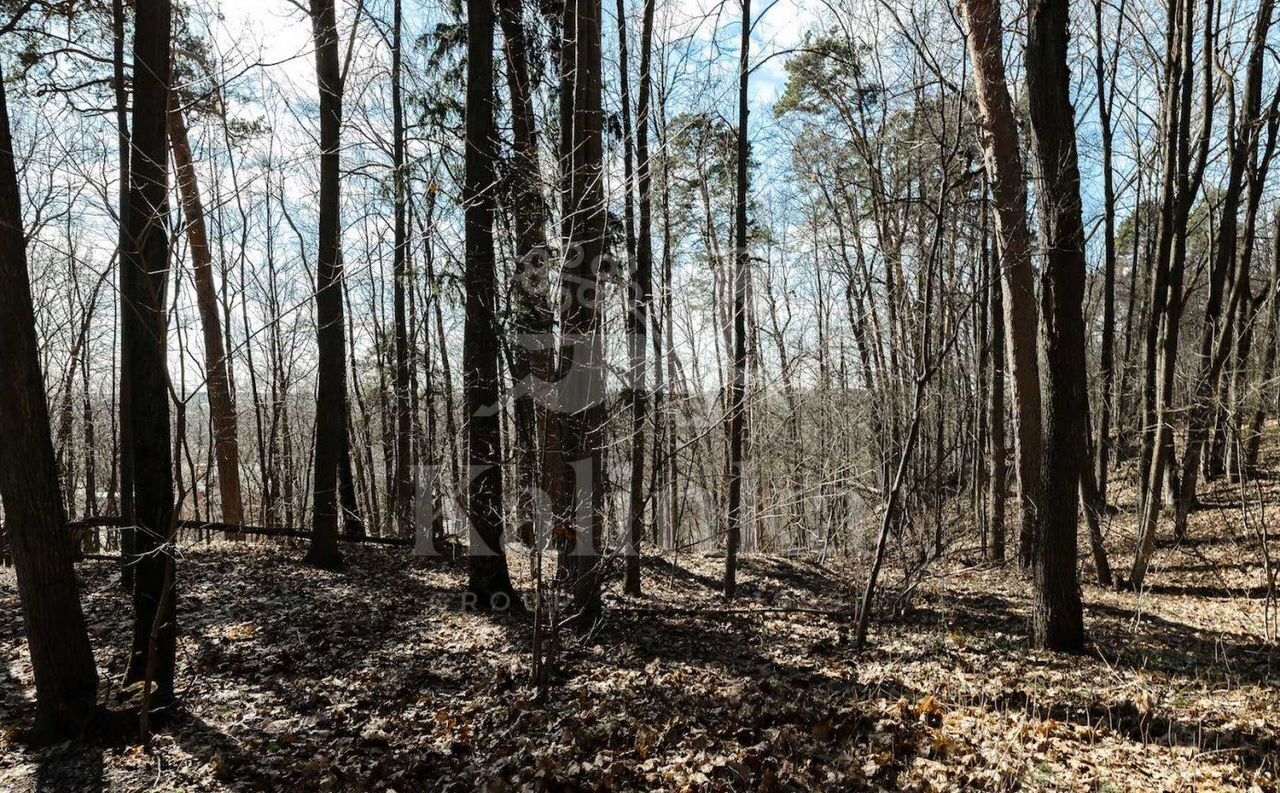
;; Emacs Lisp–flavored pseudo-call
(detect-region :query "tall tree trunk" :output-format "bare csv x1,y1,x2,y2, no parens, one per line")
1132,0,1196,589
1114,162,1143,462
556,0,609,626
303,0,346,570
390,0,412,537
723,0,750,599
658,75,679,552
1246,212,1280,469
497,0,553,548
1025,0,1085,651
1092,0,1120,501
83,353,99,520
113,0,135,590
122,0,178,700
988,210,1007,563
616,0,642,591
1223,99,1280,478
0,64,100,741
624,0,656,595
974,196,991,558
960,0,1042,572
465,0,517,606
1136,0,1186,514
168,102,244,532
1172,0,1274,537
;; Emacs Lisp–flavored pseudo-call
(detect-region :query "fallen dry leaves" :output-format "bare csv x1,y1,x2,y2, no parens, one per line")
1,451,1278,791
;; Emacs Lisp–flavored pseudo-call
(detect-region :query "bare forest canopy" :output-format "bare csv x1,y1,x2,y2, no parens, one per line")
1,0,1280,787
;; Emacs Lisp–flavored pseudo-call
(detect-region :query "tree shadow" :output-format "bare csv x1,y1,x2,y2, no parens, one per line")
895,585,1278,690
737,554,849,596
1158,532,1280,549
129,546,516,788
1,571,124,793
1157,560,1256,575
1136,582,1276,598
177,546,510,683
902,588,1030,637
642,555,726,593
1086,599,1278,683
164,707,296,791
577,607,920,789
32,742,105,793
979,684,1279,770
871,587,1280,770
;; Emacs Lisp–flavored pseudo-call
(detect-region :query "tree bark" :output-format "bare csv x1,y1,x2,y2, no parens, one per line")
390,0,413,537
724,0,750,600
988,218,1007,563
1025,0,1086,651
465,0,518,607
959,0,1043,572
497,0,554,550
112,0,135,590
624,0,656,596
168,101,244,532
0,63,100,741
122,0,178,699
556,0,609,626
303,0,346,570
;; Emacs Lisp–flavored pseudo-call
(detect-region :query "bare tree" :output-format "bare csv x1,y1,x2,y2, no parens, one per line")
1025,0,1086,651
1171,0,1275,538
623,0,656,595
390,0,412,536
1132,0,1199,589
556,0,609,626
497,0,554,547
302,0,347,570
722,0,751,600
465,0,518,607
122,0,178,700
1091,0,1122,500
0,60,100,741
959,0,1042,571
169,100,244,531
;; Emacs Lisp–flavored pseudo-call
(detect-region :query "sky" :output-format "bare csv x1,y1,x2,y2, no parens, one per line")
19,0,1255,400
207,0,812,114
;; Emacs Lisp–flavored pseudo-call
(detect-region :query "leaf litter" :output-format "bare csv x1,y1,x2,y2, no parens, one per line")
1,464,1278,792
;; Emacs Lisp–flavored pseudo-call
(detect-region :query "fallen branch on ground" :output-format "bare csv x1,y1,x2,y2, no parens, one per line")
611,604,855,620
68,516,414,547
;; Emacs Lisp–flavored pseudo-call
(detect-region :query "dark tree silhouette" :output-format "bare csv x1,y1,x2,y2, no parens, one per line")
121,0,178,699
1025,0,1086,652
0,62,100,742
303,0,347,570
464,0,518,607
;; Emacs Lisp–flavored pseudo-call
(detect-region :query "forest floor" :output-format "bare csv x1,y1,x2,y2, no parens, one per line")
3,453,1280,791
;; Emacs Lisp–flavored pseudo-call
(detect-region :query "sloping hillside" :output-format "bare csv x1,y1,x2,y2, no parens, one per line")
2,444,1278,792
